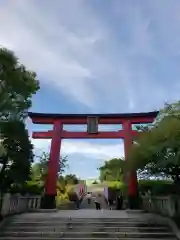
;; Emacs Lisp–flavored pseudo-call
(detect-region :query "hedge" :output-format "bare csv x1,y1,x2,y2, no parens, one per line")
138,180,175,196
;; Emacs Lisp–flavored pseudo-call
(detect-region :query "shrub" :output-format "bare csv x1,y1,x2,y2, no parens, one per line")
138,180,174,196
105,181,126,194
8,181,44,195
56,190,70,207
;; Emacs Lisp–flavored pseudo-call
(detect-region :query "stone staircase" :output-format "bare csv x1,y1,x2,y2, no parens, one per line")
0,214,178,240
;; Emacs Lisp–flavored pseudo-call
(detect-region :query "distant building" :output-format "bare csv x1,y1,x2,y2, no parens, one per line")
86,178,100,185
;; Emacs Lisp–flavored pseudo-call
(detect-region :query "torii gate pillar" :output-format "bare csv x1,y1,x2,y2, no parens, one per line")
41,120,62,209
124,120,139,209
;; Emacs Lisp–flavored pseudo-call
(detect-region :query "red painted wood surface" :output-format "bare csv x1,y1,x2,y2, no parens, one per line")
123,120,138,196
45,120,62,195
32,130,139,139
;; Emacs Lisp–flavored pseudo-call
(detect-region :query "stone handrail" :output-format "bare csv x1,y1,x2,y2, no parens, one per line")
141,195,180,217
0,193,41,217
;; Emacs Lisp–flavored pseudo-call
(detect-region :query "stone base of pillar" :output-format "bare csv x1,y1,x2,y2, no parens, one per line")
128,194,141,209
41,194,56,209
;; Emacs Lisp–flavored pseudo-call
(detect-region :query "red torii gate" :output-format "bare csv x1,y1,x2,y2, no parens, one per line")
28,111,158,209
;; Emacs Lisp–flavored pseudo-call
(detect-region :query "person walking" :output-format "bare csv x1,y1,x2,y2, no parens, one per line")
86,192,92,204
108,198,113,210
116,192,124,210
75,194,80,209
94,195,101,210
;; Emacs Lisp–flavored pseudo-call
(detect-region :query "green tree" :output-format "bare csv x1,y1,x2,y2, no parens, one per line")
0,48,39,121
31,152,68,182
0,47,39,190
0,120,34,192
0,48,39,219
57,175,66,191
64,174,79,185
129,101,180,187
99,158,125,182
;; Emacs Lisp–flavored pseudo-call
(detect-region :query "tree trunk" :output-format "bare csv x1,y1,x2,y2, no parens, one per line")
0,161,7,187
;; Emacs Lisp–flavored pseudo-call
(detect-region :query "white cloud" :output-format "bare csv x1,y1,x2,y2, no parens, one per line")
2,0,180,177
32,138,124,178
0,0,109,109
1,0,180,112
32,139,124,160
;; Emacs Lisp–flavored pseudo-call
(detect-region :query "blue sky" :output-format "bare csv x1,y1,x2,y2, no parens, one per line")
1,0,180,179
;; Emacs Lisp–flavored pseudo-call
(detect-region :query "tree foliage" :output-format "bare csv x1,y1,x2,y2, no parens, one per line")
31,152,68,182
138,179,174,196
64,174,79,185
99,158,125,182
30,152,81,196
129,101,180,186
0,120,34,192
0,47,39,192
0,48,39,121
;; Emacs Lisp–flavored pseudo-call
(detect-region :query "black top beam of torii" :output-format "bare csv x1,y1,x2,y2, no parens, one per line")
28,111,159,119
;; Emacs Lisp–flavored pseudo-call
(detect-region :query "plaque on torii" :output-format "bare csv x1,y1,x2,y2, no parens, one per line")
87,116,98,134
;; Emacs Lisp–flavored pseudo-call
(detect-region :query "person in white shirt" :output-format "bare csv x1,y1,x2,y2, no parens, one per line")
94,194,101,210
86,192,92,204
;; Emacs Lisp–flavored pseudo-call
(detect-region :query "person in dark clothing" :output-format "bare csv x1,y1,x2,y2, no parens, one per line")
116,194,123,210
94,201,101,210
108,199,113,210
75,196,80,209
94,196,101,210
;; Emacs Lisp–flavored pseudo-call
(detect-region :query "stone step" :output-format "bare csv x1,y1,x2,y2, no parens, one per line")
1,215,176,240
4,226,171,233
10,219,166,222
0,231,175,238
0,238,177,240
6,220,170,226
11,217,159,222
8,221,168,227
11,220,163,224
10,217,167,223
